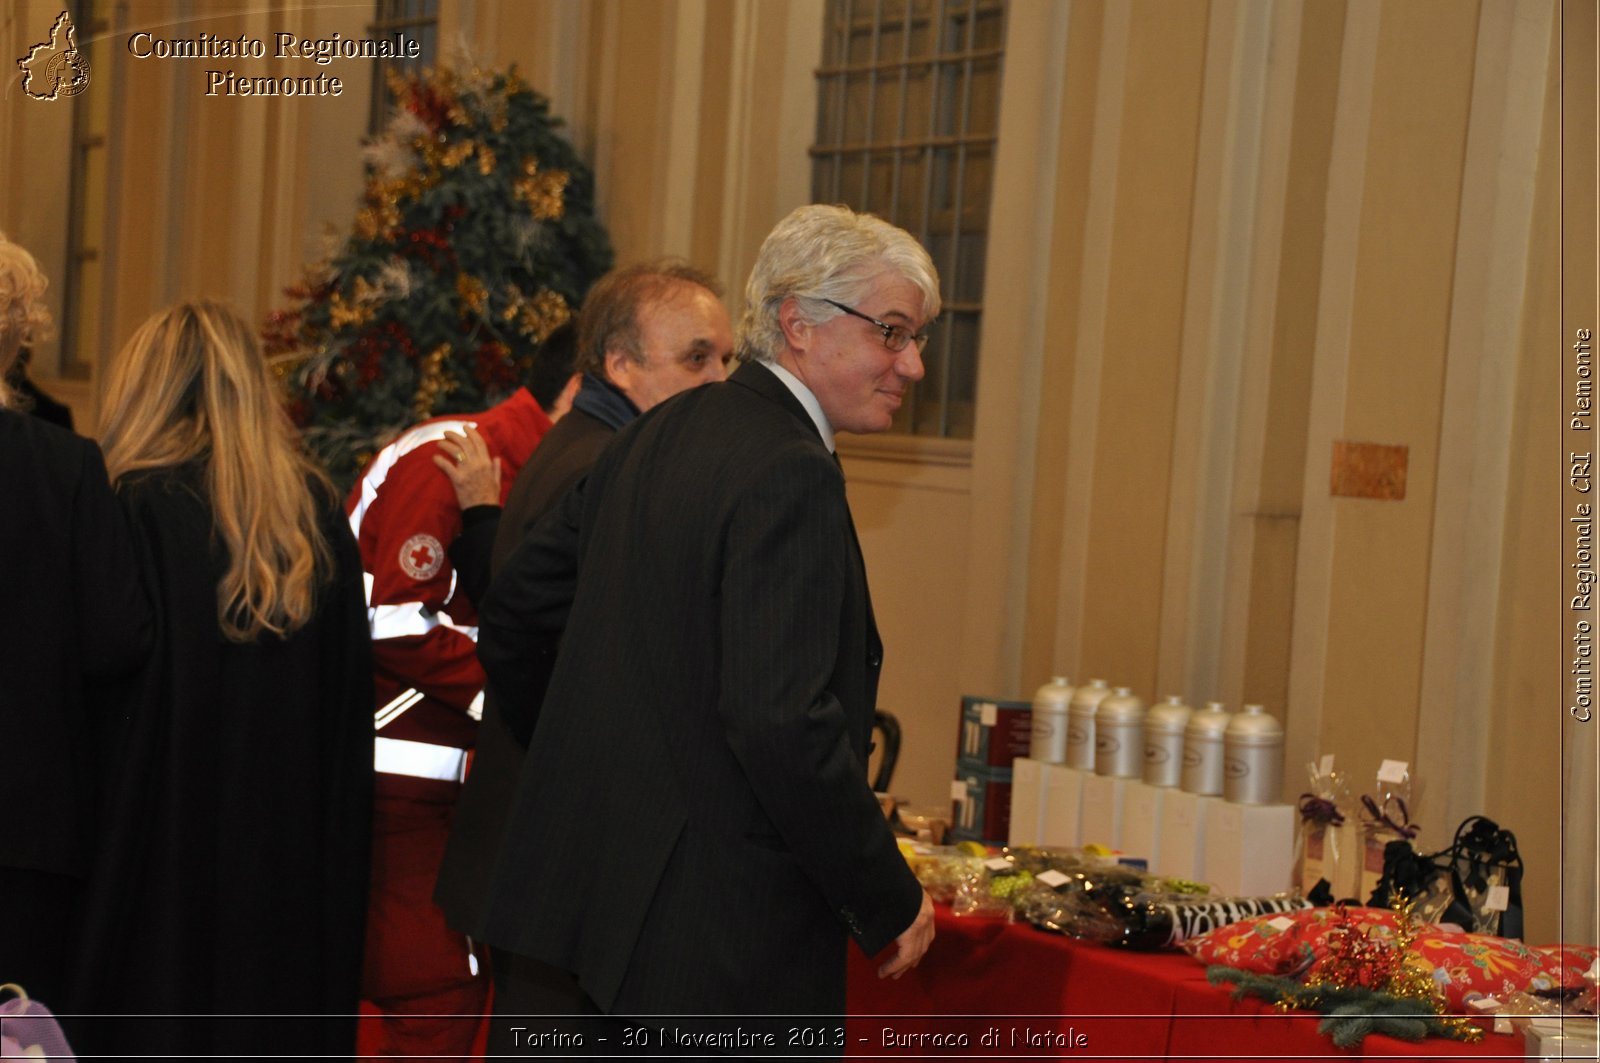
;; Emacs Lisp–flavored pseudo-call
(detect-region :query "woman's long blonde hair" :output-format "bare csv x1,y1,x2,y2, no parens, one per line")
100,300,334,642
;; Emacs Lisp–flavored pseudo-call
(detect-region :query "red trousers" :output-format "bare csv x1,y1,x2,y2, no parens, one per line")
361,780,488,1061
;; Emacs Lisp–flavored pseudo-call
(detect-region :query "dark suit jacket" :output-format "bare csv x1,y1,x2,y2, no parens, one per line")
0,410,150,877
475,361,922,1014
434,405,617,932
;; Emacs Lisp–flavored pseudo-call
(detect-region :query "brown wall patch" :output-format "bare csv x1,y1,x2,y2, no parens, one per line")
1330,441,1409,500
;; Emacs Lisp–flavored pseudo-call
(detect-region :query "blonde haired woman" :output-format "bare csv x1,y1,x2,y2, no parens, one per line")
0,236,149,1010
72,301,373,1060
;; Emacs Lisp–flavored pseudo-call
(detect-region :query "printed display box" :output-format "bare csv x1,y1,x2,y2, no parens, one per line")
950,767,1013,846
956,696,1033,771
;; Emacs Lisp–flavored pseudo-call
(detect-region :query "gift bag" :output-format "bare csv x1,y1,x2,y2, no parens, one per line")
1366,839,1455,924
0,983,77,1061
1440,815,1523,940
1366,816,1525,940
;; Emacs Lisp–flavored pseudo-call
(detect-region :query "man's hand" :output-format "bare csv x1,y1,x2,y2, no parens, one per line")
431,426,502,509
876,889,935,979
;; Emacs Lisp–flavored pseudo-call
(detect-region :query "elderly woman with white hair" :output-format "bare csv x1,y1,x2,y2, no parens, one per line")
0,234,151,1007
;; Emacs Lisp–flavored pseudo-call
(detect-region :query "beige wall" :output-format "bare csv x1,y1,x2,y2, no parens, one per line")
4,0,1591,945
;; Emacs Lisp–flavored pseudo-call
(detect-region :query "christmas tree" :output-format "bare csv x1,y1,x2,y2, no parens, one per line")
266,64,612,487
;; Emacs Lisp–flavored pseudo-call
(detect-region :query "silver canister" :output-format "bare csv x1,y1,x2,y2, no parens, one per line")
1181,701,1230,796
1223,703,1284,805
1066,678,1111,771
1029,675,1075,764
1143,695,1193,788
1094,687,1146,778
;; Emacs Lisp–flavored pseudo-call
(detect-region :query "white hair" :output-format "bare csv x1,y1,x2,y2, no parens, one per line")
737,204,940,364
0,234,54,407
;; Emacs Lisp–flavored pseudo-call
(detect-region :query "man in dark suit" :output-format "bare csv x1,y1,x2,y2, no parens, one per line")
475,204,937,1024
431,262,733,1031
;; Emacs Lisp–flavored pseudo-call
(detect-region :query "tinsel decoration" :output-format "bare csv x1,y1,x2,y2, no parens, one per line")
1207,894,1484,1048
265,63,612,487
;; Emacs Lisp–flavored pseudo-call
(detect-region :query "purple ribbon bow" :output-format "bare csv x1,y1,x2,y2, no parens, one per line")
1360,794,1418,840
1298,793,1345,827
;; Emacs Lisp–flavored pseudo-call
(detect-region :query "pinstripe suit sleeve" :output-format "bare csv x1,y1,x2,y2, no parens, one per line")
717,444,923,957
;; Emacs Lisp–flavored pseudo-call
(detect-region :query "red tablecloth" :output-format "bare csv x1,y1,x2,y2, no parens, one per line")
846,906,1527,1061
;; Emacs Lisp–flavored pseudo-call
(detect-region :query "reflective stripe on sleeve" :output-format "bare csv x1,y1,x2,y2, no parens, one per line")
348,418,479,544
375,687,425,730
369,600,480,642
374,736,469,782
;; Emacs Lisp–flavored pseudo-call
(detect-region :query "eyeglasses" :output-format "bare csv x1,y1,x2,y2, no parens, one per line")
821,299,930,353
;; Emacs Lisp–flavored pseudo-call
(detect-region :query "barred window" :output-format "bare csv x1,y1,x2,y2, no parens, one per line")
812,0,1007,439
368,0,438,133
58,0,111,380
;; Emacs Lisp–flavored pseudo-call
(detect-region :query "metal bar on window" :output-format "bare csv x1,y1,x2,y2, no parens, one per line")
936,0,979,436
815,45,1004,77
887,0,914,223
808,132,996,157
829,0,855,203
859,0,884,208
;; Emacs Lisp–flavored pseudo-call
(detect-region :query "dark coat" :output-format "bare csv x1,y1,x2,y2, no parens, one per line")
70,463,374,1059
434,404,618,932
474,361,922,1014
0,411,149,878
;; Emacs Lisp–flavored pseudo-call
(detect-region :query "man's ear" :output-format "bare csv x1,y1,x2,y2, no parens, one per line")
604,349,635,391
777,297,811,353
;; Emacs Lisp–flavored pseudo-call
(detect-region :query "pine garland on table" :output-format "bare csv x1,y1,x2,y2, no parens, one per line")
265,64,612,488
1207,895,1485,1049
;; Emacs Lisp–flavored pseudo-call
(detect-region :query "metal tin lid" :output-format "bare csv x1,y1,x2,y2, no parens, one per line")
1097,688,1146,724
1224,703,1282,744
1068,678,1111,716
1032,676,1075,713
1144,695,1192,735
1186,701,1230,738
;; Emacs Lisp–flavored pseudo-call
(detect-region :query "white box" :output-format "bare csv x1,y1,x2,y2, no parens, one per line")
1119,780,1169,868
1158,789,1214,880
1008,757,1046,847
1203,801,1296,896
1080,772,1130,849
1039,763,1087,847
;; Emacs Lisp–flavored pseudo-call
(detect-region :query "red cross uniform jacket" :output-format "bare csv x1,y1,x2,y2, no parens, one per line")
346,389,551,789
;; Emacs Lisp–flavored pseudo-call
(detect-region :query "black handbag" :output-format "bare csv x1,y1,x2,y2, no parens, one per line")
1366,816,1524,940
1441,815,1523,940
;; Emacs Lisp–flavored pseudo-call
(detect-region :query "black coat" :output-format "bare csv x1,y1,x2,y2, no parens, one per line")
434,404,618,932
70,463,374,1059
475,362,922,1014
0,411,149,879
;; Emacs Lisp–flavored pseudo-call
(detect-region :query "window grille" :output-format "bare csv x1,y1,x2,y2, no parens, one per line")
368,0,438,133
58,0,110,380
812,0,1007,439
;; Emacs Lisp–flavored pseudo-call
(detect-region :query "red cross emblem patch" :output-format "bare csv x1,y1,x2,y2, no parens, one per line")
399,533,445,580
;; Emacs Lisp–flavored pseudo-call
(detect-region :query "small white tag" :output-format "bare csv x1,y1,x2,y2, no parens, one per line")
1266,916,1296,932
1318,754,1335,777
1037,870,1071,889
911,844,933,856
980,702,998,726
984,857,1012,872
1467,996,1502,1013
1585,957,1600,982
1377,759,1409,785
1492,1016,1512,1035
950,780,969,801
1485,885,1510,912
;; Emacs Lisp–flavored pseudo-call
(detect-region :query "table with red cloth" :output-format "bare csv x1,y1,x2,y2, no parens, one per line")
845,905,1527,1061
